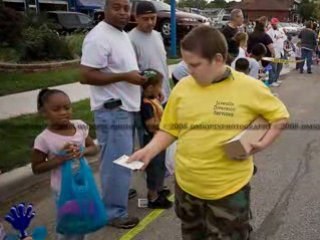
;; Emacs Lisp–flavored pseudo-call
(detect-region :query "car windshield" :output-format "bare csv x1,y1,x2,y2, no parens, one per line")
58,13,79,25
152,1,171,12
222,15,230,21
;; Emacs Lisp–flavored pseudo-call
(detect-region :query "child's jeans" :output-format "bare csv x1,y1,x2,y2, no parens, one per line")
53,191,86,240
143,134,166,192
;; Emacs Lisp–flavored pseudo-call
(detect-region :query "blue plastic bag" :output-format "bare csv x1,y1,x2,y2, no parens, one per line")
56,157,107,235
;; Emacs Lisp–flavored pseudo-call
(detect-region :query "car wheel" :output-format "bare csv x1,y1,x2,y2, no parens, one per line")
161,20,171,39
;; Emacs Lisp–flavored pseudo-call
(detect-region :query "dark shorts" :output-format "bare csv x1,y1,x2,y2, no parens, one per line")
175,183,252,240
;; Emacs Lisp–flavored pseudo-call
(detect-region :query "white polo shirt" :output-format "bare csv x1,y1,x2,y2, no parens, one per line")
267,28,287,58
81,21,140,112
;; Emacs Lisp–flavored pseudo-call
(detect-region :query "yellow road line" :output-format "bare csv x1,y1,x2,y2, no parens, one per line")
119,194,175,240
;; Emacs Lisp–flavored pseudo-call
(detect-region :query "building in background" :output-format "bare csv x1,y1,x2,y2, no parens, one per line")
240,0,300,22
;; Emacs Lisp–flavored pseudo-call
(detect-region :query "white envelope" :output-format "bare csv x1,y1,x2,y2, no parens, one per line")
113,155,144,170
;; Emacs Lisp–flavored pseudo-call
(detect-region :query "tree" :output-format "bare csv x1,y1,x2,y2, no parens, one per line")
177,0,207,9
298,0,317,21
207,0,227,9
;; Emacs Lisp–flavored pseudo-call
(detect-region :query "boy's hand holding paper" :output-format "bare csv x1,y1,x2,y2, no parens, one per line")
113,155,144,170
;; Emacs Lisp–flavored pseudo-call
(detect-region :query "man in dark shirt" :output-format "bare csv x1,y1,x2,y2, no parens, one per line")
221,9,244,44
298,21,317,74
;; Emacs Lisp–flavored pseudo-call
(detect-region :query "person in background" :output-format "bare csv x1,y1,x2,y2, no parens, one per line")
249,43,268,79
267,18,287,87
299,21,317,74
234,32,249,58
172,61,189,85
129,1,171,104
235,58,250,74
248,18,275,67
80,0,147,229
284,35,296,59
221,9,244,49
140,69,172,209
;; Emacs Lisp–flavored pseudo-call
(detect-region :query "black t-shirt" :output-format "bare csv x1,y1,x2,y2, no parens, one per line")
221,24,238,41
248,32,273,67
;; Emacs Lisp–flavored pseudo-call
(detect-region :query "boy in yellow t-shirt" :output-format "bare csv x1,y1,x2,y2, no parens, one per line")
129,26,289,239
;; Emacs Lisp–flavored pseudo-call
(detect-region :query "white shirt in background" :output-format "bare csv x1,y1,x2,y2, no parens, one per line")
81,21,140,112
172,61,189,81
267,28,287,58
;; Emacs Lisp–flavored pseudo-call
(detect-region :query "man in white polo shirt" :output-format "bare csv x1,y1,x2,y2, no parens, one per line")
80,0,146,229
267,18,287,87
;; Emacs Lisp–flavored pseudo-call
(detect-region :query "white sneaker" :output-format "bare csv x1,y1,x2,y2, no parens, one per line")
271,82,280,87
277,80,283,84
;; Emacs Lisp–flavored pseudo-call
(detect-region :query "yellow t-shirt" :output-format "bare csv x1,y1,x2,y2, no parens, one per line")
160,69,290,200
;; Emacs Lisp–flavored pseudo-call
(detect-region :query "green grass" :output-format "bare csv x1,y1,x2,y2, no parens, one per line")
0,67,81,96
167,58,181,65
0,59,179,97
0,99,95,173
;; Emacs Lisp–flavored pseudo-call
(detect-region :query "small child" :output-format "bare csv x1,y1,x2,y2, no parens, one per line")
31,89,98,240
249,43,267,79
234,32,248,58
235,58,250,74
141,69,172,209
284,35,296,59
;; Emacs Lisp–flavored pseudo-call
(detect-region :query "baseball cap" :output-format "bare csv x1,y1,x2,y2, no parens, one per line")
136,1,156,16
271,18,279,25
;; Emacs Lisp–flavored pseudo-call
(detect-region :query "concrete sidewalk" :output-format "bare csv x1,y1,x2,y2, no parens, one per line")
0,64,293,120
0,64,177,120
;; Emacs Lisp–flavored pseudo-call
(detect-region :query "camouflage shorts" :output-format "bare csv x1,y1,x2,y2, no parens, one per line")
175,183,252,240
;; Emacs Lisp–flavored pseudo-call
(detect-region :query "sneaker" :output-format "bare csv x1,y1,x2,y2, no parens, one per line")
109,217,140,229
128,188,137,200
148,194,173,209
277,80,283,84
270,82,280,87
308,71,312,74
158,186,171,197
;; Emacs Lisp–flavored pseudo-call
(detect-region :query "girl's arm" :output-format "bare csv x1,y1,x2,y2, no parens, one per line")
31,143,75,174
83,136,99,156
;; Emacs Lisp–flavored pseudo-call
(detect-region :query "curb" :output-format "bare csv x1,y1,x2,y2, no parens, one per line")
0,59,80,73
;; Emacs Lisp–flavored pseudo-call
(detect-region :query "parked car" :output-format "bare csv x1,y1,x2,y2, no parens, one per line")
46,11,94,35
279,22,299,36
213,14,230,30
93,0,210,42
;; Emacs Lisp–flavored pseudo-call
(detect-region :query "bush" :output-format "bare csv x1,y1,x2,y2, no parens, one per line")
0,47,20,62
19,25,73,62
66,33,86,57
0,6,23,46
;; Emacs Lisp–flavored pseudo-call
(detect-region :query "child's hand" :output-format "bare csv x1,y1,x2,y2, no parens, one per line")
54,143,81,163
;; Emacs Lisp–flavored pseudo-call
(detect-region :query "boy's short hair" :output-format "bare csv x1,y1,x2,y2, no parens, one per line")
141,69,163,89
251,43,267,57
235,58,250,74
181,25,228,62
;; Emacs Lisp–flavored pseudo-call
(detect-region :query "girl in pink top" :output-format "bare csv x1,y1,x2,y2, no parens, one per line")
31,89,98,240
